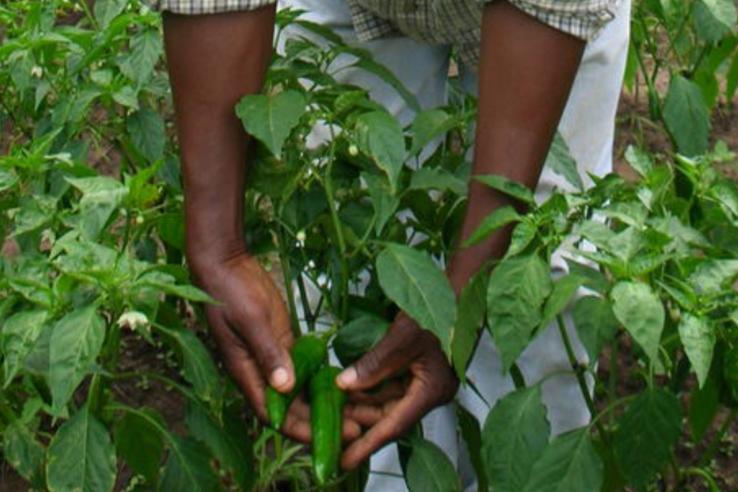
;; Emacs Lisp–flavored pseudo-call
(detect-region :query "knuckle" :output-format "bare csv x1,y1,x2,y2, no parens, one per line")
356,351,382,381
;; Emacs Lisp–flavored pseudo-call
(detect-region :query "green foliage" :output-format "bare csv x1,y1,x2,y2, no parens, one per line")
482,386,550,492
630,0,738,153
404,438,462,492
1,2,737,491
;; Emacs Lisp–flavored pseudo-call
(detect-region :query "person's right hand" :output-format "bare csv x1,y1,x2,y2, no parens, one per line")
189,252,360,444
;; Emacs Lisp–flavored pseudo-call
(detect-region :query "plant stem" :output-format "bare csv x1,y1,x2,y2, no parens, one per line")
112,369,198,401
556,314,609,442
276,228,302,338
295,269,316,332
608,337,619,427
323,125,350,321
699,408,737,467
76,0,99,30
682,467,720,491
589,395,635,427
509,363,526,390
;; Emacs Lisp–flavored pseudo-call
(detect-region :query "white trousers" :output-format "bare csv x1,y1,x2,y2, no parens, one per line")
276,1,632,489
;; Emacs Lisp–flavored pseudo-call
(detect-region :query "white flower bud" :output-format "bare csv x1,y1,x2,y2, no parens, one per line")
117,311,149,331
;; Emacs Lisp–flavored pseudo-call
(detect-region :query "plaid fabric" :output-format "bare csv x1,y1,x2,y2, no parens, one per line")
150,0,275,14
151,0,619,66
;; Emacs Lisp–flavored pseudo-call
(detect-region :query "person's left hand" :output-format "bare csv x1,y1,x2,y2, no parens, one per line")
335,312,459,470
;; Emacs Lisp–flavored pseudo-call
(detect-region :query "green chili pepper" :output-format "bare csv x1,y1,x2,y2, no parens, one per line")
310,365,346,486
266,335,327,429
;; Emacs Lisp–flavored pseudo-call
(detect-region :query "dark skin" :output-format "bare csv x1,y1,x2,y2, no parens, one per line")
163,0,585,470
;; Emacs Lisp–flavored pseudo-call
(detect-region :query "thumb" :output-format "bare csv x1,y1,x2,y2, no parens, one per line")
336,316,420,391
232,313,295,393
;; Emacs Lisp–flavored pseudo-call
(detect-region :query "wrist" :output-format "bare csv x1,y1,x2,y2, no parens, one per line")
185,233,248,283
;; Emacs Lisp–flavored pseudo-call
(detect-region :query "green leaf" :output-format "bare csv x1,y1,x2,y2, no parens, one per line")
452,269,488,381
127,107,166,163
693,0,737,42
409,167,467,196
576,220,615,252
663,75,710,157
158,212,185,251
678,313,715,388
112,85,139,110
362,172,399,235
156,325,223,409
405,438,462,492
463,206,520,248
522,428,603,492
49,306,106,414
376,244,457,352
141,280,217,304
186,403,254,492
565,260,609,295
544,133,583,190
457,404,489,492
114,409,165,483
236,90,307,158
482,386,550,492
4,421,45,484
2,310,48,387
0,168,18,192
611,282,665,362
159,436,219,492
333,316,390,367
614,389,682,489
46,406,117,492
540,275,583,328
624,145,654,177
346,50,421,112
487,256,552,372
410,109,456,155
711,179,738,219
121,30,162,85
66,176,127,239
505,220,537,258
572,296,619,363
474,175,535,205
689,372,720,442
93,0,126,28
356,111,406,192
688,260,738,295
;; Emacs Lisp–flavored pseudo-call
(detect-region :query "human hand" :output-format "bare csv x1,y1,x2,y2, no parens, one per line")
335,312,459,469
191,252,361,443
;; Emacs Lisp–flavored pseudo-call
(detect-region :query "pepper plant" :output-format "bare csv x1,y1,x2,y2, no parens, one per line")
2,1,738,492
628,0,737,156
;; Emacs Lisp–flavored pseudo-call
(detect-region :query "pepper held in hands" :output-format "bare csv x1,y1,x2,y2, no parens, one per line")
310,365,346,485
266,335,327,429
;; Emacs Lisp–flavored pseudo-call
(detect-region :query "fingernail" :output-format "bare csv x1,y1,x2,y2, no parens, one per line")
337,367,357,388
271,367,289,388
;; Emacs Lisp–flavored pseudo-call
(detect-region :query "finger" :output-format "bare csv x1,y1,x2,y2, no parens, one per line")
341,379,431,470
336,315,424,392
227,308,295,393
347,380,406,405
342,417,362,442
208,311,268,420
284,397,362,443
345,401,400,427
282,410,311,444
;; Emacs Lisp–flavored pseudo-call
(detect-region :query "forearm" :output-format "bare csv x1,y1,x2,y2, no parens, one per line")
162,7,275,275
448,1,585,290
